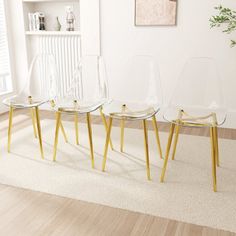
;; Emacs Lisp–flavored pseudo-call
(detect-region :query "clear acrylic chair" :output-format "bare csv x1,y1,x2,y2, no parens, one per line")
52,55,111,168
160,57,227,192
101,55,163,180
3,54,57,159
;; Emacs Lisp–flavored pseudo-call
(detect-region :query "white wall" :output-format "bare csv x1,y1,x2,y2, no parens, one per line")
4,0,236,128
100,0,236,128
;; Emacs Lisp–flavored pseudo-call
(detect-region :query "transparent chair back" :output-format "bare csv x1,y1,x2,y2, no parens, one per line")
164,57,227,126
22,54,57,102
3,54,57,108
103,55,163,118
53,55,108,113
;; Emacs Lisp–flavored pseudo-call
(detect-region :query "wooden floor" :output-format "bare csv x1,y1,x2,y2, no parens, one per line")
0,109,235,236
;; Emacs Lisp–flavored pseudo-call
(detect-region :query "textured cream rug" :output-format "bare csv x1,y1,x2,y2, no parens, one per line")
0,117,236,233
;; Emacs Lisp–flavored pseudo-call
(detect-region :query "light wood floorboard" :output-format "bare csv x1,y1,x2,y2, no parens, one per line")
0,109,235,236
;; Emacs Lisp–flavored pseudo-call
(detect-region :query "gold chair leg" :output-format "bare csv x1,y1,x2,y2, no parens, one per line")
7,106,14,153
172,125,180,160
213,127,219,167
75,113,79,145
59,120,68,143
35,107,44,159
86,113,95,169
102,117,113,171
210,127,217,192
152,116,163,159
143,119,151,181
53,112,61,162
99,107,114,150
160,123,175,182
120,119,125,152
30,108,38,138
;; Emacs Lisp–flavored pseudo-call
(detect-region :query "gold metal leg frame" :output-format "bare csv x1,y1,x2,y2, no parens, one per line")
160,123,176,182
152,116,163,159
35,107,44,159
53,112,61,162
210,127,217,192
213,127,219,167
59,120,68,143
7,106,14,153
75,113,79,145
99,108,114,150
102,117,113,171
120,104,126,152
30,108,38,138
143,119,151,180
28,96,37,139
120,119,125,152
86,113,95,169
172,125,180,160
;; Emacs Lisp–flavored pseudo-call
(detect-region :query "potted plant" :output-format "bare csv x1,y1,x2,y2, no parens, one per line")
210,5,236,47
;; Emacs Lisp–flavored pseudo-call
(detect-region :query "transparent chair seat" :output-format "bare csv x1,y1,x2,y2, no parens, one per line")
52,99,107,114
102,100,160,120
3,94,48,109
164,106,227,127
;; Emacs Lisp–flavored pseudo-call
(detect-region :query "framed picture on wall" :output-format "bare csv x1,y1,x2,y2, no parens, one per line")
135,0,177,26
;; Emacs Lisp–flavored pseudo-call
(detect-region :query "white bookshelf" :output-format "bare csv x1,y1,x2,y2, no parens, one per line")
21,0,100,66
25,31,81,36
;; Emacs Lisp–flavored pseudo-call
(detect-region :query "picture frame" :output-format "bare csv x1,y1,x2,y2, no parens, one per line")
135,0,178,26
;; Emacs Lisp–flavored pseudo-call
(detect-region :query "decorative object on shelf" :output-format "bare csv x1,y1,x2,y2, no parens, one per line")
54,17,61,31
135,0,177,26
38,12,45,31
28,12,45,31
28,13,34,31
210,6,236,47
66,5,75,31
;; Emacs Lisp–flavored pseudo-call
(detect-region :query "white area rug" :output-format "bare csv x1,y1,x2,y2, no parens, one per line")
0,117,236,233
